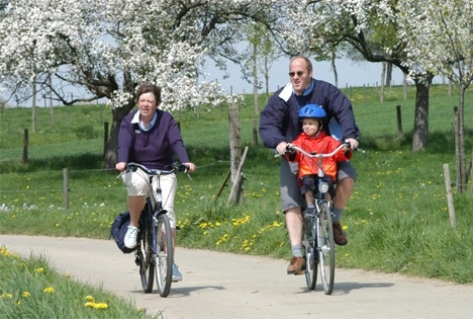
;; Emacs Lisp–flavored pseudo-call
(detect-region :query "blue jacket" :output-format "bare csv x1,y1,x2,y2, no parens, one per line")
259,79,359,149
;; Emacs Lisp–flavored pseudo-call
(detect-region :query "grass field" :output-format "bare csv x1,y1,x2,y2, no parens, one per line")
0,86,473,318
0,83,472,316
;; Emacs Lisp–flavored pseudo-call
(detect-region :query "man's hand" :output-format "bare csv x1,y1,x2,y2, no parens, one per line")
345,138,359,150
276,141,289,155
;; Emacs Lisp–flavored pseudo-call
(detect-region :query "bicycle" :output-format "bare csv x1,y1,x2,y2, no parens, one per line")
284,142,360,295
122,162,189,297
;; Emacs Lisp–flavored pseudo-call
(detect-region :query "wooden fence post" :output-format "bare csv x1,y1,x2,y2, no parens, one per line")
103,122,109,157
396,105,403,137
216,169,231,199
229,101,241,183
63,168,69,210
227,146,248,206
22,128,28,163
442,164,456,228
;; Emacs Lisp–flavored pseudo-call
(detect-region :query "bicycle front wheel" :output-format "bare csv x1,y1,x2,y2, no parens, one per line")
155,212,173,297
303,219,318,290
138,212,155,293
317,201,335,295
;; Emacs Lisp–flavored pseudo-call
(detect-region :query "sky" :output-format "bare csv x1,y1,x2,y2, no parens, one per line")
2,56,443,107
203,56,408,95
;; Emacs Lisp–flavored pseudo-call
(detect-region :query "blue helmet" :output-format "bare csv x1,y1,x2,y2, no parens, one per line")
298,104,326,119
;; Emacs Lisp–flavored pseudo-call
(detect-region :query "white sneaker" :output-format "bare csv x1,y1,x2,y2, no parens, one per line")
124,226,139,249
172,264,183,282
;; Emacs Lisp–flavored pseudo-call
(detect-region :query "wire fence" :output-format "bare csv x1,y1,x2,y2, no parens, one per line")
0,158,458,211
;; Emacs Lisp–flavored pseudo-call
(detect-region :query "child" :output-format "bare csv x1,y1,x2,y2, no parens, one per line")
286,104,352,218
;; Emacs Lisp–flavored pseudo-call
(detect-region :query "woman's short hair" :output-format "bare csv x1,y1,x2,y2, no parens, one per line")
136,84,161,104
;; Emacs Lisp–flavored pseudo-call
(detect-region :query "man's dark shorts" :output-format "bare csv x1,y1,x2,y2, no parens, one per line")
280,160,356,213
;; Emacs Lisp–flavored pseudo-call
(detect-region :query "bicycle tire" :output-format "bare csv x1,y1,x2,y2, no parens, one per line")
317,201,335,295
303,218,318,290
155,212,173,297
138,205,155,293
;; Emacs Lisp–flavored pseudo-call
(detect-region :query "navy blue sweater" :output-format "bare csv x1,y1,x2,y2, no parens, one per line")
259,79,359,149
117,109,189,169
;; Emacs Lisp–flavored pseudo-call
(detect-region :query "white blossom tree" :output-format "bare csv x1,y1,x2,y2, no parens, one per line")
398,0,473,192
277,0,444,151
0,0,276,168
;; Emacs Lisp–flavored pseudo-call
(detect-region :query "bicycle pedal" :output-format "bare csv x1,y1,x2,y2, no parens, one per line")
134,257,141,266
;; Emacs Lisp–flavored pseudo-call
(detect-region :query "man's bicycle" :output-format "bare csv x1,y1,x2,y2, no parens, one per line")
123,162,189,297
285,142,359,295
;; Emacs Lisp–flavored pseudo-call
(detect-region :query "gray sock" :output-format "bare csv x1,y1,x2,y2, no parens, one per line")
332,207,344,222
292,245,303,257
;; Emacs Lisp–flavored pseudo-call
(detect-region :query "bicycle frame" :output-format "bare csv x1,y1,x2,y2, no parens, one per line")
284,142,350,294
123,162,188,296
125,163,180,254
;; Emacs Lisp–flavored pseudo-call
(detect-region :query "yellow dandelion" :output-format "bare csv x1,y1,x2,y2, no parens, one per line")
35,267,44,273
22,291,31,298
342,225,348,231
85,295,95,302
43,287,54,293
94,302,108,309
85,301,95,308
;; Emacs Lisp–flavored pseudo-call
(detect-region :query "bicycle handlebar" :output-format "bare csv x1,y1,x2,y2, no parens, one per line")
286,143,349,159
125,162,190,177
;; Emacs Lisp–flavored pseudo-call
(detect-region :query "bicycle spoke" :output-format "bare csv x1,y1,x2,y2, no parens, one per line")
317,202,335,295
155,213,173,297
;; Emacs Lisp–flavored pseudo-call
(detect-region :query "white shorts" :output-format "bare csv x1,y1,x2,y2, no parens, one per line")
122,170,178,228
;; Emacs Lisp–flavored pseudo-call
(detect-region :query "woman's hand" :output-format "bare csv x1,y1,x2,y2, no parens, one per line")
183,162,195,173
115,162,126,172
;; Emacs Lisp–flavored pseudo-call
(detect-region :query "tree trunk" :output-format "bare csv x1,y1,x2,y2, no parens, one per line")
104,101,135,169
49,76,55,126
385,62,392,87
331,52,338,87
403,73,408,101
412,80,431,151
31,77,37,133
455,88,466,193
252,39,259,147
380,62,385,103
264,52,270,104
386,63,393,98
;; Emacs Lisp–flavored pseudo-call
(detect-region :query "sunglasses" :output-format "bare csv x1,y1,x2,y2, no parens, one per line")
288,71,305,78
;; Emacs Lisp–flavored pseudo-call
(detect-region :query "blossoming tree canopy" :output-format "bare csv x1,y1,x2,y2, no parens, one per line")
0,0,279,167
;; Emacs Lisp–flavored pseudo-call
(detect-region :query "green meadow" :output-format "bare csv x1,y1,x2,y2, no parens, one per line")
0,84,472,316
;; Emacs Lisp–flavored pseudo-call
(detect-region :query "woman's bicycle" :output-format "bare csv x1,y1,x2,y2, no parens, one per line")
123,162,189,297
284,142,359,295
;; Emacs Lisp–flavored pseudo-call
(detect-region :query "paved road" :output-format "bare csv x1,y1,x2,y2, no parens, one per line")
1,235,472,319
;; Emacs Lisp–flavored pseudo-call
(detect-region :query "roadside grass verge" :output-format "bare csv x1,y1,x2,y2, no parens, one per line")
0,246,159,318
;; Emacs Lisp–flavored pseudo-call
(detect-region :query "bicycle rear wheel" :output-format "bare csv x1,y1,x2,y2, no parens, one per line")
317,201,335,295
155,212,173,297
138,207,155,293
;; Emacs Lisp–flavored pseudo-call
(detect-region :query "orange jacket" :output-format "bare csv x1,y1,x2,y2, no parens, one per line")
286,131,352,181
